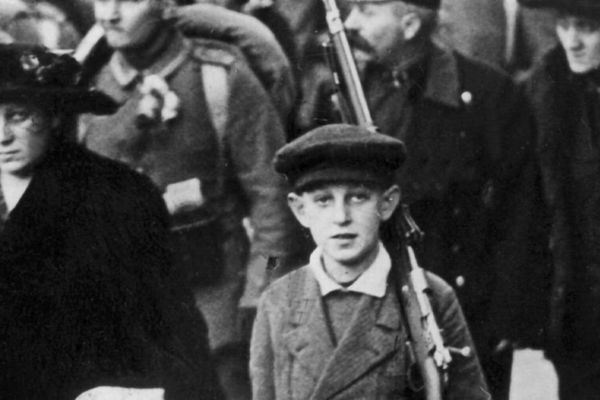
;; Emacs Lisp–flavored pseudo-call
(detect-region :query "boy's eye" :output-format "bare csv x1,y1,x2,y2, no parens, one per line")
314,195,332,206
349,190,371,203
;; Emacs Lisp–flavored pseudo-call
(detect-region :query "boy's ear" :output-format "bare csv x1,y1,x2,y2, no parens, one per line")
379,184,401,221
287,192,310,228
400,12,422,41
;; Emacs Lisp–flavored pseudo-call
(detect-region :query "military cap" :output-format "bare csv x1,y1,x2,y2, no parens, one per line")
274,123,406,191
518,0,600,18
0,43,118,115
343,0,440,10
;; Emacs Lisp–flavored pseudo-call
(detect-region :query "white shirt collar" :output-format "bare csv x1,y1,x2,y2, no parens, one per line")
309,242,391,298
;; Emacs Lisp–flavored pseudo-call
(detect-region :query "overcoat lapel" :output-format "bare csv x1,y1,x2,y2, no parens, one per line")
282,270,336,385
310,287,404,400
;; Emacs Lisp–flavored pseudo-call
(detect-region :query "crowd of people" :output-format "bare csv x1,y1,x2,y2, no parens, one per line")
0,0,599,399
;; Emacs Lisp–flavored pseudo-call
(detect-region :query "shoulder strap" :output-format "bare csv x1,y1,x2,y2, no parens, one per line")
201,63,229,141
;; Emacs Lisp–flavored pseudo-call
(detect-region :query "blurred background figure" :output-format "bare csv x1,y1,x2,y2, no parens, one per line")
522,0,600,398
438,0,555,76
0,0,83,48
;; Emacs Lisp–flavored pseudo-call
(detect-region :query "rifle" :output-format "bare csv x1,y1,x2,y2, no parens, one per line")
320,1,466,399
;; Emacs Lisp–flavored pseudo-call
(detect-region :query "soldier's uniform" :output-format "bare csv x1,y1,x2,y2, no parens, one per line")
81,31,300,355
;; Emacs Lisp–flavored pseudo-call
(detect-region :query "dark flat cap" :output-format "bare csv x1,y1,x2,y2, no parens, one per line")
518,0,600,17
343,0,440,10
274,124,406,191
0,43,118,115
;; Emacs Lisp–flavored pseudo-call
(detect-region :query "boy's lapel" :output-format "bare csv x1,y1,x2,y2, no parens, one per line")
311,288,404,400
282,270,335,384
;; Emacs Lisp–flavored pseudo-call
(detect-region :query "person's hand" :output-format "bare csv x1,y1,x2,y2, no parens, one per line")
75,387,164,400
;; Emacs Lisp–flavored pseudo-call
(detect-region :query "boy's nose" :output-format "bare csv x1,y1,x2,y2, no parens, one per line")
332,201,351,224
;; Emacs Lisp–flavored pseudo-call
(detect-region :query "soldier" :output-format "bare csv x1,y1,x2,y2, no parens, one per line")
521,0,600,398
251,123,488,400
79,0,302,398
320,0,542,399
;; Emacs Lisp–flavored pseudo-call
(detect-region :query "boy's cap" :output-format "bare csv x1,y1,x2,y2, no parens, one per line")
518,0,600,18
343,0,440,10
274,124,406,191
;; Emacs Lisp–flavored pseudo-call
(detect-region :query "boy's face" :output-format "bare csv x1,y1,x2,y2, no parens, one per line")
556,13,600,73
95,0,165,51
288,182,400,270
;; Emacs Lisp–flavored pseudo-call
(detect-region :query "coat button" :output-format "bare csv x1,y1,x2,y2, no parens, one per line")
455,275,466,288
461,91,473,105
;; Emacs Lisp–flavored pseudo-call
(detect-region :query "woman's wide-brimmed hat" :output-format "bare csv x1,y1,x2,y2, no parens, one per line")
0,43,118,115
518,0,600,18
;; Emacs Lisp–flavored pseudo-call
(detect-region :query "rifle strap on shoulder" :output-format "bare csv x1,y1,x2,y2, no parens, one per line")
201,63,229,141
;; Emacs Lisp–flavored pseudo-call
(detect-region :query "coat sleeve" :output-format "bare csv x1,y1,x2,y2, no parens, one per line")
223,56,305,307
480,74,550,345
250,293,277,400
429,274,490,400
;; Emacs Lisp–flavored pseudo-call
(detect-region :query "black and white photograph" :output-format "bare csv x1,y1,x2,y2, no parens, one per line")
0,0,596,399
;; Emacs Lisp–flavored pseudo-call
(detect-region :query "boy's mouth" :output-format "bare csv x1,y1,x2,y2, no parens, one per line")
331,233,357,240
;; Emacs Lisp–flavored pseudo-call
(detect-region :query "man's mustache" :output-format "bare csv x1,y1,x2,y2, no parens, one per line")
346,32,374,54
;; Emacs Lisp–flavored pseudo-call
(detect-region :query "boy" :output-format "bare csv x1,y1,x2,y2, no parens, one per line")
250,123,489,399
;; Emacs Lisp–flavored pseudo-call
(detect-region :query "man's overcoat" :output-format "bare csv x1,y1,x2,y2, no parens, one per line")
525,45,600,360
359,45,545,361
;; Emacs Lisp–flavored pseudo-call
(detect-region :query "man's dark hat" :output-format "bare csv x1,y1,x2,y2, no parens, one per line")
518,0,600,18
343,0,440,10
274,124,406,191
0,43,118,115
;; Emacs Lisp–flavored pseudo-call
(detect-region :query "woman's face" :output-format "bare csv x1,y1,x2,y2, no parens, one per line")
0,102,55,176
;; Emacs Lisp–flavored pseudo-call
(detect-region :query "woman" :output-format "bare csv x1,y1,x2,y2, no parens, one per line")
0,43,223,400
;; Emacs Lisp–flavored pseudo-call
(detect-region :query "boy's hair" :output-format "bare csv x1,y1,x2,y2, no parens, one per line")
292,178,395,195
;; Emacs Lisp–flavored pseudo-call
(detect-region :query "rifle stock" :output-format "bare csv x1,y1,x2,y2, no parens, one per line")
321,1,453,398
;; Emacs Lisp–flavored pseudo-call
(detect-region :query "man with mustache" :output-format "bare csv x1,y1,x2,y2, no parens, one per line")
324,1,544,399
521,0,600,398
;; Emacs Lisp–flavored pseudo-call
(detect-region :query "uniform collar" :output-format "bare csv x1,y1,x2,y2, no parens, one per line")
422,43,462,108
309,242,391,298
109,31,189,87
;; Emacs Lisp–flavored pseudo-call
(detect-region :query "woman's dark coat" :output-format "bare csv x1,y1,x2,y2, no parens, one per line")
0,142,223,399
526,45,600,360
